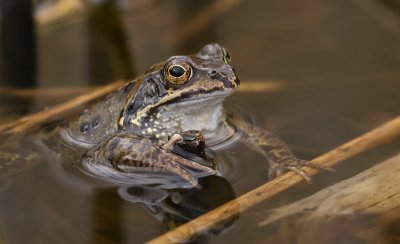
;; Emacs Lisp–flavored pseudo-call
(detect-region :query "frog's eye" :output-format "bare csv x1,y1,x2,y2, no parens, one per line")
164,61,192,85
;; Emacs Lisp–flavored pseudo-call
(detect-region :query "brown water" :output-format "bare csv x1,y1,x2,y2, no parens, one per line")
1,0,400,243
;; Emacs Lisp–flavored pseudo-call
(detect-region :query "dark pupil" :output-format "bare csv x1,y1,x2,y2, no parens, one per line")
169,66,185,77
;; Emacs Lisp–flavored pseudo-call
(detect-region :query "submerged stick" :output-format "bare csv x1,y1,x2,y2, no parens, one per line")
0,80,124,133
259,153,400,226
147,116,400,244
0,86,94,98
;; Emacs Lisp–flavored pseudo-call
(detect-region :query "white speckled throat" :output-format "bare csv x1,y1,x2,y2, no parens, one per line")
137,91,233,141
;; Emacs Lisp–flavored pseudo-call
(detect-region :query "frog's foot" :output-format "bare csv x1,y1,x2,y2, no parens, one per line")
115,153,207,187
162,134,184,152
163,131,208,159
87,133,215,188
161,131,214,174
268,159,334,183
114,150,215,187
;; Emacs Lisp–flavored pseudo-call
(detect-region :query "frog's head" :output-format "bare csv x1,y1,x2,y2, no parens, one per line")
120,43,240,139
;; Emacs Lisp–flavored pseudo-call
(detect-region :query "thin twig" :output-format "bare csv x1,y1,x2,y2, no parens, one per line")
0,80,124,133
0,86,95,98
147,116,400,244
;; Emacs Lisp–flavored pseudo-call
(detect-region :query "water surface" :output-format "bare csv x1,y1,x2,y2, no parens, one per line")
1,0,400,243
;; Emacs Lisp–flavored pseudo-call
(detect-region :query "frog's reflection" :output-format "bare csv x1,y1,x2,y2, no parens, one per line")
116,132,239,239
89,130,239,242
119,175,238,238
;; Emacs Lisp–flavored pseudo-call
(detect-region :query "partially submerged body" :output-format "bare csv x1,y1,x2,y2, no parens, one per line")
54,43,318,187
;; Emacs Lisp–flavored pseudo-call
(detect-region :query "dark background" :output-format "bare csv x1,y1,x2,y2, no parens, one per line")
0,0,400,243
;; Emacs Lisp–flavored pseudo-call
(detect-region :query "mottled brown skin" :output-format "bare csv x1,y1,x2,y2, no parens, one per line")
60,43,317,187
63,43,239,146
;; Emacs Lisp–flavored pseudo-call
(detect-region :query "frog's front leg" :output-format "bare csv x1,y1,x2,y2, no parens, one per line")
234,119,331,182
85,133,216,187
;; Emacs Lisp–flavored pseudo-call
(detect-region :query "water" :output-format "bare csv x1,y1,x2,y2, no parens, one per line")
1,0,400,243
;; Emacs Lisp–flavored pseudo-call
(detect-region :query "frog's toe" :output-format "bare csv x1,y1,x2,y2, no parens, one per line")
159,154,216,187
162,134,184,152
267,160,312,183
285,165,312,183
301,161,335,172
268,159,334,183
164,165,198,187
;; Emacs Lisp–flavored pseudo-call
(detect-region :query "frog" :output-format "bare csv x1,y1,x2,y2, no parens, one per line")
57,43,323,188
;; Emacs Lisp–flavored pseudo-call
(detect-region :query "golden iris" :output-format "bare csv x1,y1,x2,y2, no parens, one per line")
165,61,192,85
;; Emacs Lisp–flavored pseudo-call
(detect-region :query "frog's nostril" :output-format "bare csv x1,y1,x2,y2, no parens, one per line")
234,76,240,86
209,70,217,78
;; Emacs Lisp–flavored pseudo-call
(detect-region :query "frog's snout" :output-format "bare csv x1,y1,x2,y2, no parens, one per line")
209,66,240,89
231,67,240,87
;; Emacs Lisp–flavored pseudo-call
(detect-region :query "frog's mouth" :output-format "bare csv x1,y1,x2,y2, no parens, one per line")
168,87,235,105
158,72,239,107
